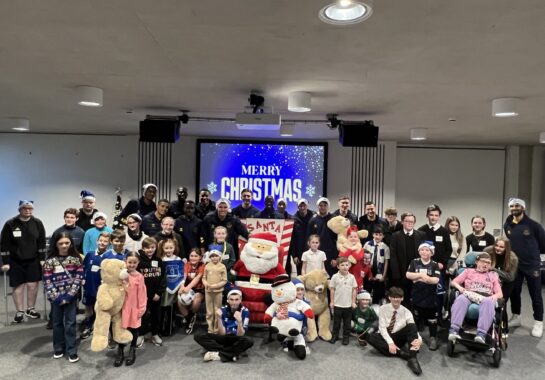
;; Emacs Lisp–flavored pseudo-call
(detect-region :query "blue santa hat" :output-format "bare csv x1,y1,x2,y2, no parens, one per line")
292,278,305,290
418,241,435,254
80,190,95,201
18,200,34,210
227,286,243,298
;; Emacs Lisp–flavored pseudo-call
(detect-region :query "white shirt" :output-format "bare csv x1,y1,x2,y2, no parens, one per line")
301,249,327,272
378,303,421,345
330,272,357,307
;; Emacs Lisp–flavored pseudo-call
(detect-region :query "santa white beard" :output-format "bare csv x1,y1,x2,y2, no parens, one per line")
241,243,279,274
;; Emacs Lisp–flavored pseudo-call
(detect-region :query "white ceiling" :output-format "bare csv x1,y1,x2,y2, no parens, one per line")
1,0,545,145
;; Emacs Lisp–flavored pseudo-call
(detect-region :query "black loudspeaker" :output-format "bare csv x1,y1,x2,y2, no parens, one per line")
338,121,379,147
139,119,180,143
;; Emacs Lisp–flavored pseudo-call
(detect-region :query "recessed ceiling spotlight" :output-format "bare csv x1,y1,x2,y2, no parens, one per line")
288,92,311,112
8,118,30,131
319,0,373,25
540,132,545,144
76,86,103,107
492,97,519,117
410,128,427,141
280,123,295,136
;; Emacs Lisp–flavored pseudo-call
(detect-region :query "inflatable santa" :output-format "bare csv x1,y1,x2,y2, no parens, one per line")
231,231,286,323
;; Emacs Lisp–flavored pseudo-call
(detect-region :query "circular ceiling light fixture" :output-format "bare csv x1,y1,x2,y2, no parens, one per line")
492,97,519,117
76,86,103,107
288,91,311,112
410,128,427,141
319,0,373,26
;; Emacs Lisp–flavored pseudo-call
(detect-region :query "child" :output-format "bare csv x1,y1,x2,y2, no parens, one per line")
178,248,205,334
293,279,311,336
209,226,236,282
81,231,110,339
115,252,147,367
301,234,327,275
42,232,84,363
406,242,440,351
363,227,390,304
329,257,357,345
102,229,129,261
465,215,495,252
82,212,113,255
352,290,378,346
158,238,184,336
137,237,165,347
338,226,365,290
203,250,227,333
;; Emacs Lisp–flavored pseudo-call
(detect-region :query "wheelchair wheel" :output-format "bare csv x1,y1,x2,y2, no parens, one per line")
492,348,501,368
447,340,456,357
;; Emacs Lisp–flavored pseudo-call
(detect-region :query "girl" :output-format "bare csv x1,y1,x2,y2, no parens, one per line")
124,213,148,253
158,238,184,336
42,232,84,363
484,237,518,336
116,252,147,367
444,216,467,274
465,215,495,252
178,248,205,334
301,234,327,275
337,226,365,290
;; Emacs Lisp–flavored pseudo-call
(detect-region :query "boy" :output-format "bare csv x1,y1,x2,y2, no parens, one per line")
406,242,440,351
301,234,327,275
352,290,378,345
102,229,129,261
49,208,85,253
203,250,227,333
363,227,390,304
329,257,357,345
82,212,113,255
366,287,423,375
81,232,110,339
209,226,236,282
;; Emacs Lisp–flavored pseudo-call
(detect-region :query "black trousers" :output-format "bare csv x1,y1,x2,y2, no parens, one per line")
194,333,253,362
364,279,386,304
501,280,516,332
332,306,352,339
140,299,161,336
367,323,419,358
511,269,544,321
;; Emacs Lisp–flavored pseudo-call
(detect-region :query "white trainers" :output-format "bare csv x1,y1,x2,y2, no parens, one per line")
531,321,543,338
136,335,145,348
509,314,521,327
203,351,221,362
151,334,163,346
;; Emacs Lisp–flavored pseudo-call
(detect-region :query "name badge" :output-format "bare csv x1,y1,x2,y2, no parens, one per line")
13,230,22,238
419,268,428,274
478,240,486,246
91,265,100,272
151,261,158,268
250,274,260,285
435,236,443,242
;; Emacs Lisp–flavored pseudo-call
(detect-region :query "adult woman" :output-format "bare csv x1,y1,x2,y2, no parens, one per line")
445,216,467,274
484,238,518,336
124,213,148,253
448,252,503,343
465,216,495,252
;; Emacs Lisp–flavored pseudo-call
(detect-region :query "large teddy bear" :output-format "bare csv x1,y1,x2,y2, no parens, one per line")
264,274,314,360
91,259,133,352
299,269,331,342
231,231,286,323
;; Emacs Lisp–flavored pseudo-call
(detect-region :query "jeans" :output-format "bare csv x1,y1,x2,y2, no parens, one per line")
52,299,77,356
510,269,544,321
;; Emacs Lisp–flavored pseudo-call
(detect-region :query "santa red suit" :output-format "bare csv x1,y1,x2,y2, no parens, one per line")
338,226,365,289
232,232,286,323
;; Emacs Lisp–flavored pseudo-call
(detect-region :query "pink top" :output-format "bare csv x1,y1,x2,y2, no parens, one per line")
122,271,148,329
452,268,501,297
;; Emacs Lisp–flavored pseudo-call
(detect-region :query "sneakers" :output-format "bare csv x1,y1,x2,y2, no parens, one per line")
429,337,438,351
13,311,25,324
68,354,79,363
53,352,64,359
509,314,521,328
186,314,196,335
80,328,93,340
136,335,145,348
474,332,486,344
448,328,461,342
25,307,41,319
151,335,163,346
531,321,543,338
203,351,221,362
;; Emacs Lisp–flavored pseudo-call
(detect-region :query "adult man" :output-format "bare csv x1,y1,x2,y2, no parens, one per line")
289,199,315,273
357,201,388,243
307,197,337,277
383,207,403,246
195,188,216,220
119,183,158,222
76,190,98,231
276,198,291,219
141,198,170,236
175,200,205,253
1,201,46,323
203,199,249,260
231,188,260,219
168,186,188,219
194,287,253,362
256,195,283,219
504,197,545,337
49,208,85,253
389,212,426,306
332,196,358,224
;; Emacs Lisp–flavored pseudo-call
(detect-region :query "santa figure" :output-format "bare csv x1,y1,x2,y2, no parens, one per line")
231,232,286,323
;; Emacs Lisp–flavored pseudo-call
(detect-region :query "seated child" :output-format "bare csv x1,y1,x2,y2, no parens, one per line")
352,290,378,345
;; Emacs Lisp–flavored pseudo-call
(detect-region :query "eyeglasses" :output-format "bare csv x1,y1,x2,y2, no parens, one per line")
479,260,492,264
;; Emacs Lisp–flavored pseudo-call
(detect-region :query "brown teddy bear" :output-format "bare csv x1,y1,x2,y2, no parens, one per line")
91,259,133,352
327,215,368,255
299,269,331,342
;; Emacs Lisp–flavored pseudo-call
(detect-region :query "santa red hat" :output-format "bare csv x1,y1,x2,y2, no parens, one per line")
248,232,278,247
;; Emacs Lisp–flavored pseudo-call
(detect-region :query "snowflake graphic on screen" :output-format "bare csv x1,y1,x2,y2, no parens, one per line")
207,182,218,194
306,184,315,197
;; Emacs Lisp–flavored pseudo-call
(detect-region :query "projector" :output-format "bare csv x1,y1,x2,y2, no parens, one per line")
235,112,281,130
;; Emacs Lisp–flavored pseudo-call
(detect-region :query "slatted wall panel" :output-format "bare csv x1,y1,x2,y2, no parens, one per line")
350,144,386,216
137,142,173,200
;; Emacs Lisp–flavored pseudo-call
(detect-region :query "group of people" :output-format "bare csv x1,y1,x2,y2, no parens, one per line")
1,184,544,375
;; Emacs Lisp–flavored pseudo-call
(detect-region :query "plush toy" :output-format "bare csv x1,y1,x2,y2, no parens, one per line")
299,269,332,342
264,274,314,360
91,259,133,352
327,215,368,252
231,232,286,323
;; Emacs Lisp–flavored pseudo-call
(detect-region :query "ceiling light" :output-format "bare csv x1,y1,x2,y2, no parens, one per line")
76,86,103,107
280,123,295,137
288,92,311,112
8,118,30,131
410,128,427,141
492,97,519,117
319,1,373,25
540,132,545,144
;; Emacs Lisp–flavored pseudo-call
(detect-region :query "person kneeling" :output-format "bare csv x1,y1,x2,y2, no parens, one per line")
366,287,423,376
194,287,253,362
